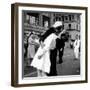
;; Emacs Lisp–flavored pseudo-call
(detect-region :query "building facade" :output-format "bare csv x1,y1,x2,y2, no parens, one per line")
23,11,81,41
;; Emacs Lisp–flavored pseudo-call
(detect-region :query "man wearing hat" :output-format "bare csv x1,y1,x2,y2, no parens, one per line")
38,21,65,76
40,21,64,42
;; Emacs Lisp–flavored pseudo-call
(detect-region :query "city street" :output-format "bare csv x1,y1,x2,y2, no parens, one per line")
24,43,80,77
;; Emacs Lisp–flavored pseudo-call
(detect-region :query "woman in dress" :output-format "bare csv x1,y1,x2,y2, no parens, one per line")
31,33,57,76
27,33,38,66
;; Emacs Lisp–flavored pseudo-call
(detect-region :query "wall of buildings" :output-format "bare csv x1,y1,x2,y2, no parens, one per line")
24,12,81,32
23,11,81,41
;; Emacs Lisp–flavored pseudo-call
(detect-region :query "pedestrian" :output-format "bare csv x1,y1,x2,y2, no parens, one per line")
56,33,66,64
27,33,36,66
73,35,80,60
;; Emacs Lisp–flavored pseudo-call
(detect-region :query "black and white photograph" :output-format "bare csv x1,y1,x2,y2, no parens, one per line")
11,3,87,87
23,11,81,77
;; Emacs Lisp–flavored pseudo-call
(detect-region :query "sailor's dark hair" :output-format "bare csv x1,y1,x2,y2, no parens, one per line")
39,27,56,42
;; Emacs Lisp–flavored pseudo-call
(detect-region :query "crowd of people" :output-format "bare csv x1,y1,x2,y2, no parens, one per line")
24,21,81,77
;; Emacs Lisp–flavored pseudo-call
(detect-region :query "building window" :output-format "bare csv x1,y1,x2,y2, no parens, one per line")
72,15,74,20
62,16,64,21
68,24,71,30
24,14,30,25
59,17,61,21
55,17,58,21
26,14,29,21
30,16,35,25
65,16,68,21
69,15,71,21
25,13,39,26
35,17,39,25
43,15,50,28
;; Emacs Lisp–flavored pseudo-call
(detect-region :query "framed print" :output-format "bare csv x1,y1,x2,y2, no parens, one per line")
11,3,88,87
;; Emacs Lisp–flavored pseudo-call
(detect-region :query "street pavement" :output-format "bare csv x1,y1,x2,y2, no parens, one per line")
57,47,80,76
24,45,80,77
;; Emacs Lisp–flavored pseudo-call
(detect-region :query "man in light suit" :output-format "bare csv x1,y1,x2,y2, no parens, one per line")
73,35,80,60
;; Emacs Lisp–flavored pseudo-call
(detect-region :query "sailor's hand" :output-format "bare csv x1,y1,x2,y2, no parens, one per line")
61,29,66,34
41,43,45,48
60,48,63,51
58,29,66,39
38,55,43,59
